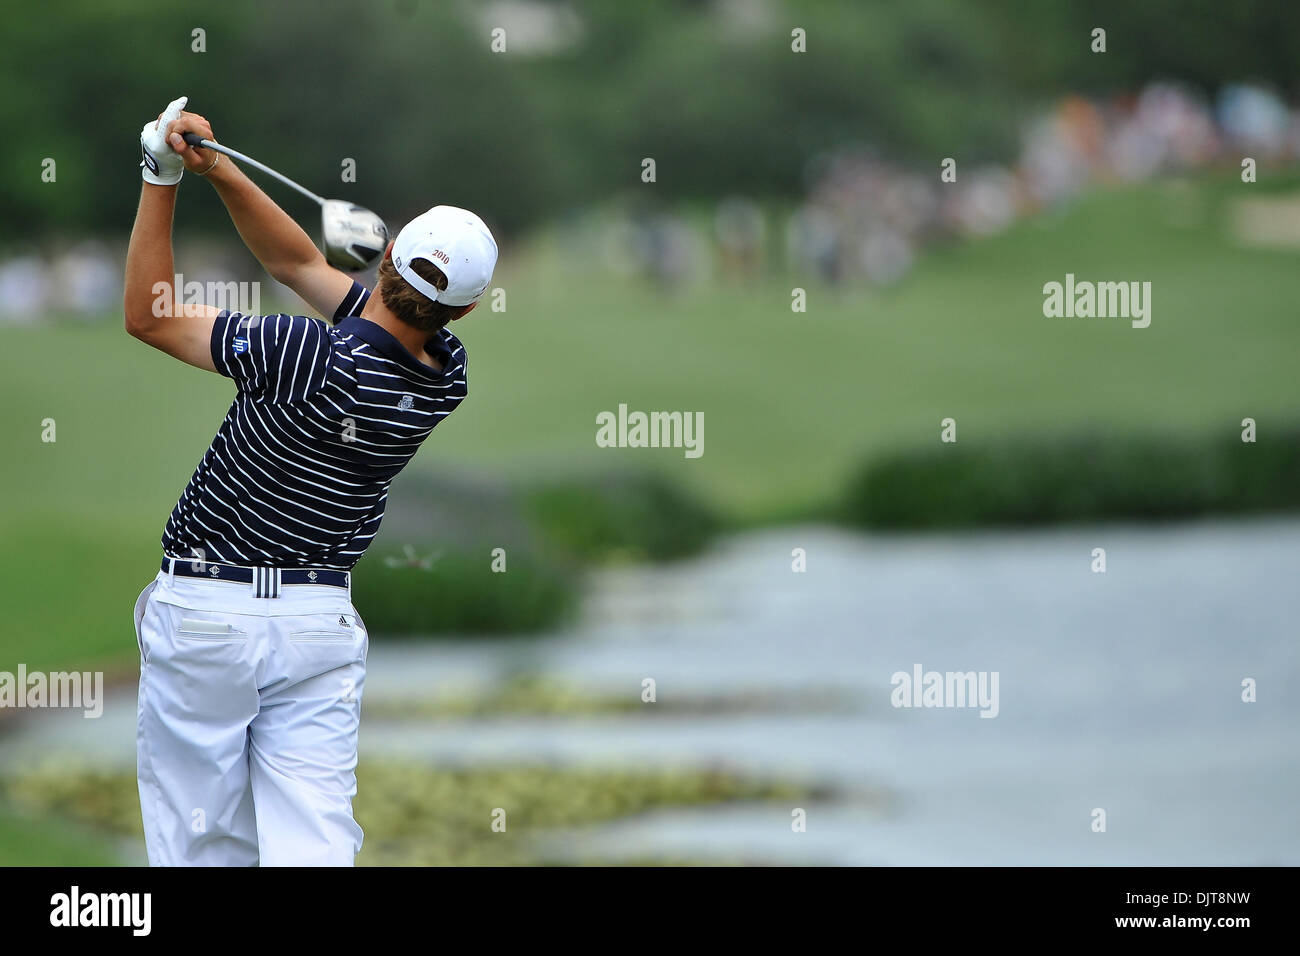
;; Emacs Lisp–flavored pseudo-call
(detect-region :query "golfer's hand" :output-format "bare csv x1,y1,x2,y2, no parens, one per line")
139,96,189,185
162,110,222,175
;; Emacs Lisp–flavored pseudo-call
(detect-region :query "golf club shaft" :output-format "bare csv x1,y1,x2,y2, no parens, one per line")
181,132,325,207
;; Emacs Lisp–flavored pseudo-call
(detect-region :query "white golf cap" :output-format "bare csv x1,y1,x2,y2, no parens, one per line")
392,205,498,307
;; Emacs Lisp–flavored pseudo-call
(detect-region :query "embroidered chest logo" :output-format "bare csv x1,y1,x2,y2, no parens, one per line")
398,395,415,411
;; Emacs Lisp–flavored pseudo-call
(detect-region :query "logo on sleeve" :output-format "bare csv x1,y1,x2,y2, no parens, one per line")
398,394,415,411
233,337,249,354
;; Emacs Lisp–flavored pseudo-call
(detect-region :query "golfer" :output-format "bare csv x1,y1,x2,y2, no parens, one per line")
124,97,497,865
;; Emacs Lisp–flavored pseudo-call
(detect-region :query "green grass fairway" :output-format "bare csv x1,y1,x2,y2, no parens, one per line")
1,176,1297,672
0,804,122,865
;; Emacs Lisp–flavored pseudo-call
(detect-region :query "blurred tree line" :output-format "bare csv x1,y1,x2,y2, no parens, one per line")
4,0,1298,240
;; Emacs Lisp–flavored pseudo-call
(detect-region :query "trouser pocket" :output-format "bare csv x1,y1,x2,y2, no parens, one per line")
289,627,355,643
176,617,248,641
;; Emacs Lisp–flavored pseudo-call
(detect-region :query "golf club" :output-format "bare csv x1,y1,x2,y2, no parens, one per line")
181,132,389,272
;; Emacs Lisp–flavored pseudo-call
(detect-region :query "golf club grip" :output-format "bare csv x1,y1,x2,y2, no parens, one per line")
182,132,206,149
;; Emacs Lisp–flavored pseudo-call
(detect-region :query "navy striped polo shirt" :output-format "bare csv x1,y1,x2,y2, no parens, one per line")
161,281,467,570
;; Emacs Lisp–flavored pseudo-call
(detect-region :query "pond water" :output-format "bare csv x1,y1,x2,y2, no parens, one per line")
5,518,1298,864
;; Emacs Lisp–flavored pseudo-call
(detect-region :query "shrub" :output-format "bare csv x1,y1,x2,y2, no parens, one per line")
353,469,723,635
844,428,1300,529
351,547,577,636
521,471,721,563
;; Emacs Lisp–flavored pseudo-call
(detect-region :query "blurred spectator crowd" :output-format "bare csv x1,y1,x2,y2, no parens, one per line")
4,81,1298,321
0,241,265,325
580,80,1300,289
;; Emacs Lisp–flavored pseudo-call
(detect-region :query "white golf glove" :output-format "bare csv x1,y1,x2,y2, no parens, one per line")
140,95,188,185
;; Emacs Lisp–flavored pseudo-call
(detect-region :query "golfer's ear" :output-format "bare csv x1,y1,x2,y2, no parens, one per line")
383,240,396,261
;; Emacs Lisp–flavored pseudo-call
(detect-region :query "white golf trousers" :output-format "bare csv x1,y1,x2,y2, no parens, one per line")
133,564,368,866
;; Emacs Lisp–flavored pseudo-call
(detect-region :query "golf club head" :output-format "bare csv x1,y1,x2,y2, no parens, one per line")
321,199,389,271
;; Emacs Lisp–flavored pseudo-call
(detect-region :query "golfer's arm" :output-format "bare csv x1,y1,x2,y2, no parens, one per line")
203,158,352,317
123,184,219,372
